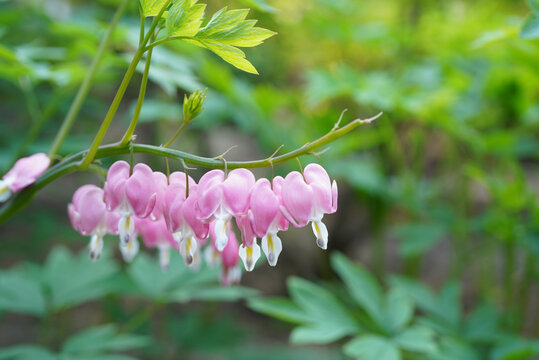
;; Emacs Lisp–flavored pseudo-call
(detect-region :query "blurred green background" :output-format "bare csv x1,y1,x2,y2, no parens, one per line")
0,0,538,359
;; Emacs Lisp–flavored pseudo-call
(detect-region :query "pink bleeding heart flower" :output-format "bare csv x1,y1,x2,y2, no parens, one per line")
68,184,119,261
218,226,241,286
0,153,50,202
103,161,157,246
197,168,255,252
235,213,260,271
281,164,337,249
149,171,168,221
163,171,208,267
242,176,289,268
138,218,178,270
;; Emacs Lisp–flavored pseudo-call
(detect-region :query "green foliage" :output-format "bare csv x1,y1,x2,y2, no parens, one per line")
0,245,253,318
163,1,275,73
0,0,537,358
166,0,207,37
249,253,440,359
126,252,257,302
139,0,170,17
390,222,447,258
250,252,539,360
0,325,149,360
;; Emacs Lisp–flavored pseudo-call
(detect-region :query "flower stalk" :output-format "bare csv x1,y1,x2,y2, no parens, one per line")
0,112,381,225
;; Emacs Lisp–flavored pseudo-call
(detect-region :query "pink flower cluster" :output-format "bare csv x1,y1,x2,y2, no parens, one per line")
68,161,337,284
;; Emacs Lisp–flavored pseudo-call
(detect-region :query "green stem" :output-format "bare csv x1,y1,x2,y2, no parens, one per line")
120,32,156,145
139,13,145,45
80,1,171,168
162,121,188,148
0,113,381,225
19,77,41,128
144,37,172,50
48,0,128,159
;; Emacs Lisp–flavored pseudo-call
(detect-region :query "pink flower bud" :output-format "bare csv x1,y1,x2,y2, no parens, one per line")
0,153,50,201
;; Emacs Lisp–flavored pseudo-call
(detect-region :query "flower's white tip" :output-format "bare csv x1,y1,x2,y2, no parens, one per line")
180,236,198,267
88,233,104,262
204,246,220,268
118,214,135,245
262,233,282,266
0,180,13,202
158,245,170,271
120,236,139,262
312,220,328,250
189,252,202,271
238,240,261,272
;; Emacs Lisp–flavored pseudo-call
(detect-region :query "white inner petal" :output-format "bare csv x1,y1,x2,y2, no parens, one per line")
88,233,104,262
238,240,261,272
180,236,198,267
120,236,139,262
311,220,328,250
118,214,135,245
204,246,220,268
261,233,283,267
158,245,170,271
214,218,229,252
0,180,13,202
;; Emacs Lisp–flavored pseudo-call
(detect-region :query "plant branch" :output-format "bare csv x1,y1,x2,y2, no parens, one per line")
48,0,129,159
162,121,188,148
80,0,172,168
120,31,156,145
0,112,381,225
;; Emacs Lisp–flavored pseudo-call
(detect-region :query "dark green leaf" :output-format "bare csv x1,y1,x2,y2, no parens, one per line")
62,324,150,354
391,223,446,258
331,252,385,326
390,276,461,328
290,325,353,345
0,269,46,316
0,345,57,360
287,277,359,334
43,246,119,309
394,325,438,354
344,335,401,360
384,287,413,333
248,297,311,324
491,338,539,360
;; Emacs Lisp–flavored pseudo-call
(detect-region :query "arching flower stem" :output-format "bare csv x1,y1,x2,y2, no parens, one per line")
0,112,381,225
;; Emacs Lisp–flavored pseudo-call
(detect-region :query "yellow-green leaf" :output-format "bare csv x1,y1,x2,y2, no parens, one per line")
166,0,206,37
186,39,259,74
139,0,169,17
196,7,275,47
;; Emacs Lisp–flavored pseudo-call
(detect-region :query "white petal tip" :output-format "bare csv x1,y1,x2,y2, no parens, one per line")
316,237,327,250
